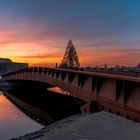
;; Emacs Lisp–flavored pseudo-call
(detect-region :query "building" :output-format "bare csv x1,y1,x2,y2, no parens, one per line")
0,58,28,76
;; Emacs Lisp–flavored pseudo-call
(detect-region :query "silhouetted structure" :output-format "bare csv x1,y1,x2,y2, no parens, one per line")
59,40,80,69
0,58,28,76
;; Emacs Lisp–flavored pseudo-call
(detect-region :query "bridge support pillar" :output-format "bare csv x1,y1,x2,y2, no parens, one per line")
80,102,91,113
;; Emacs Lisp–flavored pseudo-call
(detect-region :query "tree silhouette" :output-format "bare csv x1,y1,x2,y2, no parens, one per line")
59,40,80,69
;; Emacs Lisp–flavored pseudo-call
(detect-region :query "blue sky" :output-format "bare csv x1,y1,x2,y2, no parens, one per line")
0,0,140,66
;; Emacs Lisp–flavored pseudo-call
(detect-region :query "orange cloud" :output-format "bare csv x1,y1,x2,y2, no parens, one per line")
0,18,139,67
14,52,63,67
78,47,140,67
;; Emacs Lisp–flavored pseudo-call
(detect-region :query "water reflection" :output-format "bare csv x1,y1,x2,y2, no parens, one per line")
0,91,43,140
48,87,71,95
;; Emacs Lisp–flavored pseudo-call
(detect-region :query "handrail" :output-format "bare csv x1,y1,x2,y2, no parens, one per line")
2,67,140,81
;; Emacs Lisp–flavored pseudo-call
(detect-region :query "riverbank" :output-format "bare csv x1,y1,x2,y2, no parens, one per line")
12,111,140,140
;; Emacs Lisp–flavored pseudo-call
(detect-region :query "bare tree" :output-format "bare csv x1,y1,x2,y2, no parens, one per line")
59,40,80,69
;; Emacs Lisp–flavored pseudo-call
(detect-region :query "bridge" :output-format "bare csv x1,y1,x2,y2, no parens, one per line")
2,67,140,122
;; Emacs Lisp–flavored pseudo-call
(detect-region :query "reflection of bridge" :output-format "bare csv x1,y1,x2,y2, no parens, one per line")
2,67,140,121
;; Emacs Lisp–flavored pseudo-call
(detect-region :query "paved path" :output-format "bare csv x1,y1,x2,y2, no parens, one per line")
14,111,140,140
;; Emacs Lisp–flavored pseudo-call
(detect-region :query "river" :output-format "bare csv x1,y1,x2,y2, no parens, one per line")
0,81,84,139
0,91,43,140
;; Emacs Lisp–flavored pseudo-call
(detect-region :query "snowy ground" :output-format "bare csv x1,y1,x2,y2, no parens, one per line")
13,111,140,140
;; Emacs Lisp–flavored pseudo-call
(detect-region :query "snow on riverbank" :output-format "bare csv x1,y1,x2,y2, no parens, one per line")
13,111,140,140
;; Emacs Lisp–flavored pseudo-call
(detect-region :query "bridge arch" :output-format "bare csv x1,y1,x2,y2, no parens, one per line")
3,67,140,120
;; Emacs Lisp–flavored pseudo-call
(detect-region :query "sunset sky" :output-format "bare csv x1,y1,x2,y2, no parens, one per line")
0,0,140,67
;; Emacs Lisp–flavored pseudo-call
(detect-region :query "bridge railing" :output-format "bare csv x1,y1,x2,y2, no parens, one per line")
2,67,140,79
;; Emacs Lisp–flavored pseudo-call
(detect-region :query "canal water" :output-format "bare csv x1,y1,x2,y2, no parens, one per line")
0,81,84,139
0,91,43,140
